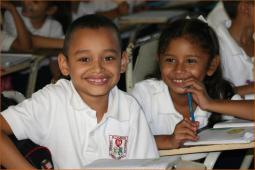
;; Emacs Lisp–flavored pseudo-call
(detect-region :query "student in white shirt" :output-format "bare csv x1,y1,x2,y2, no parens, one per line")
205,9,255,96
206,1,230,29
0,1,31,52
71,0,129,21
208,0,254,96
131,18,254,152
0,14,159,169
3,1,63,38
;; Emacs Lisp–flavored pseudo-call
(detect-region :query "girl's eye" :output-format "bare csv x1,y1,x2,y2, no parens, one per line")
104,56,115,61
187,58,197,64
165,58,175,63
78,57,90,63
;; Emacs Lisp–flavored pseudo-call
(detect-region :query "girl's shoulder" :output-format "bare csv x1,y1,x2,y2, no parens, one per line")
133,79,166,93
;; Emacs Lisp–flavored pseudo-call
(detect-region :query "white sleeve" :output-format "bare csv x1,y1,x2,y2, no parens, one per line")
3,9,18,36
1,86,56,145
49,20,64,38
0,31,16,51
127,104,159,159
131,83,153,124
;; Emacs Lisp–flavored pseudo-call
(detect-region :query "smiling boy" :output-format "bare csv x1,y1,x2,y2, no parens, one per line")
0,14,159,169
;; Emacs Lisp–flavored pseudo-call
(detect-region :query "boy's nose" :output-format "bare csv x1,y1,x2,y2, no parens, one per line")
93,61,104,73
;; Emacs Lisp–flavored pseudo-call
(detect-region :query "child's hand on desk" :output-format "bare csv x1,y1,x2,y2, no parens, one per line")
184,77,212,110
170,118,199,148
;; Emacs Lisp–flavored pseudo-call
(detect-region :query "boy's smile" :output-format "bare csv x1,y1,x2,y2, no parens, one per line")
58,27,127,103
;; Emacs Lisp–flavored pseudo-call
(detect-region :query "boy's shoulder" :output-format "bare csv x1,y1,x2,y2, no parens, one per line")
39,79,72,98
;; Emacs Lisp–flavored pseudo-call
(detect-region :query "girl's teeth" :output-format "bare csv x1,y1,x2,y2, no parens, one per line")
174,79,183,83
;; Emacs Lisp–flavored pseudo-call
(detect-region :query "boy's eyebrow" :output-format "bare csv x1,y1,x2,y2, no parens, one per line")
74,49,119,55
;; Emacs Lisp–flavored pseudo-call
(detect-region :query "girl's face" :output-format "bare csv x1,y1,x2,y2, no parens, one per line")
159,37,212,95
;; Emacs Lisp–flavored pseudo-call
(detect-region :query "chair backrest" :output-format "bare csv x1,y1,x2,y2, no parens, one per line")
125,34,159,92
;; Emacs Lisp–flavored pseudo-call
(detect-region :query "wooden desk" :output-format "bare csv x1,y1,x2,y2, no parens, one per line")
1,49,61,97
159,142,254,169
159,142,254,156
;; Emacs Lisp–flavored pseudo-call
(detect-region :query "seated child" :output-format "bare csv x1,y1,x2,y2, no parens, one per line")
131,17,254,153
0,14,159,169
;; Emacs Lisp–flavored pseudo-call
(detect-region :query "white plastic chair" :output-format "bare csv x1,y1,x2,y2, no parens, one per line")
125,33,159,93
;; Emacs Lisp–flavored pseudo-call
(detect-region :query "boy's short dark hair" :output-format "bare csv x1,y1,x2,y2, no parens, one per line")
63,14,121,56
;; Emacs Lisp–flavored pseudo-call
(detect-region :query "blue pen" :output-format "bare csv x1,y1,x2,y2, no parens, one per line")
187,93,195,122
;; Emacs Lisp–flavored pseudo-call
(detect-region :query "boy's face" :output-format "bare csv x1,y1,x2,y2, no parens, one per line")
21,0,50,19
58,27,127,101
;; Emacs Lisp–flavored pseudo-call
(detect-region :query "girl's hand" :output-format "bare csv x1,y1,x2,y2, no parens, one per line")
170,118,199,148
183,77,212,110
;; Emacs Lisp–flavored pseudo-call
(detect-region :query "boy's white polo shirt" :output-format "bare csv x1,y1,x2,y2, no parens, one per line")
1,79,159,169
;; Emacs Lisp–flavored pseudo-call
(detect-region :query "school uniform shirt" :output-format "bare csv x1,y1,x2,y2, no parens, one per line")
3,7,64,38
0,30,16,51
215,20,254,86
131,79,211,160
206,1,230,30
72,0,118,21
131,79,211,135
1,79,159,169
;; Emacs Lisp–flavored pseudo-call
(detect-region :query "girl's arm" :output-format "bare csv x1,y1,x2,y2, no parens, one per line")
1,1,32,51
202,100,254,120
234,83,254,97
32,36,64,49
185,78,254,121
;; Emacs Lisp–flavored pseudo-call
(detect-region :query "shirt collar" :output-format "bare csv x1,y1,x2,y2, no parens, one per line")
70,83,129,121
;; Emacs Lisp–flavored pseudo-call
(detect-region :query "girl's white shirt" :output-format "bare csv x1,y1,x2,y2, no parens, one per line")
131,79,211,136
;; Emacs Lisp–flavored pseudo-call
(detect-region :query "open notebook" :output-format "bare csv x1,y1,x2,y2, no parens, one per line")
84,157,179,169
213,118,255,128
184,126,254,146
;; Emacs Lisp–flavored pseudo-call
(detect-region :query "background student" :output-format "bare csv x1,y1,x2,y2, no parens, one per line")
3,0,65,94
0,0,32,92
131,18,254,152
207,0,254,96
0,14,159,169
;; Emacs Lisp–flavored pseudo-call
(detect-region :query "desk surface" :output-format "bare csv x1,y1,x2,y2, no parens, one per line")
118,10,187,25
159,142,255,156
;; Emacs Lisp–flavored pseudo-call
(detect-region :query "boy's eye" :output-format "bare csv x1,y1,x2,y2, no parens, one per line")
187,58,197,64
104,56,115,61
78,57,90,62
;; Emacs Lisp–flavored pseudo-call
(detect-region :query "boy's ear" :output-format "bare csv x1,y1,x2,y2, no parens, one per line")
46,6,58,16
58,53,70,76
120,51,129,73
207,55,220,76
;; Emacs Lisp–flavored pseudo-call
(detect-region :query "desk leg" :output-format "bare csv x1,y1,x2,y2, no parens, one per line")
240,149,253,169
203,151,221,170
26,55,44,97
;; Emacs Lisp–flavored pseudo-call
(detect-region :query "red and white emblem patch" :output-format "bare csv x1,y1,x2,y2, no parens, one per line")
109,135,128,159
